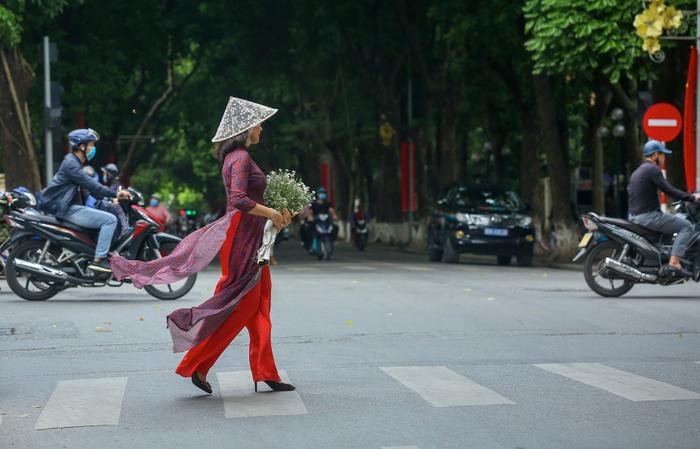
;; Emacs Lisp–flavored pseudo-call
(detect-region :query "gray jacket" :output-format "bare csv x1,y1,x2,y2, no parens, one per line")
36,153,116,218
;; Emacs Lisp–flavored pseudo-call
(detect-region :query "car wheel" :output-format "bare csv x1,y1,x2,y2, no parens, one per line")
497,255,511,266
441,238,459,263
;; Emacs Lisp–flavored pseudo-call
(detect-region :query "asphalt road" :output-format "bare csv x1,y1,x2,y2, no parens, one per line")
1,241,699,449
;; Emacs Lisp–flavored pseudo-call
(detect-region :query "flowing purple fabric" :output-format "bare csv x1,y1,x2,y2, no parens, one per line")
111,148,268,352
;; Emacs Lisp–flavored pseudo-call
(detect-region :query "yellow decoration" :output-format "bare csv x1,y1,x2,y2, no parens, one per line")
633,0,683,55
378,114,396,146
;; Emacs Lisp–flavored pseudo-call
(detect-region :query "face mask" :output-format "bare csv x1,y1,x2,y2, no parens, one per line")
150,199,159,207
85,146,96,161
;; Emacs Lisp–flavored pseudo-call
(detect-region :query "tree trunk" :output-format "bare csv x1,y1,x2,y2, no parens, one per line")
532,74,573,228
436,98,460,189
0,49,42,191
588,88,613,214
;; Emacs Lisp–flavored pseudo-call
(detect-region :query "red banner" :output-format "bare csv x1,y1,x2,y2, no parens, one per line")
401,141,417,213
320,161,334,205
684,46,697,191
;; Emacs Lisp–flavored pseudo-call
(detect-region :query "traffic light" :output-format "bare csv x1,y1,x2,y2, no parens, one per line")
185,209,197,216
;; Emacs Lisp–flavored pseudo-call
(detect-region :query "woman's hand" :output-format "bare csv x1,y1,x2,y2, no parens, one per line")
270,209,285,230
282,209,292,227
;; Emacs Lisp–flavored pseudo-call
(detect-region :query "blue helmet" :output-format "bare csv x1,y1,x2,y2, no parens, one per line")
68,128,100,148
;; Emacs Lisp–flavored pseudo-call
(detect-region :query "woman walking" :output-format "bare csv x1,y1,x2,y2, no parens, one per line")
111,97,295,394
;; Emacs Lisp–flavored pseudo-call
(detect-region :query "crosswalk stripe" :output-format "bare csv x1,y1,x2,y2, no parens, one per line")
34,377,128,430
382,446,421,449
216,370,308,418
534,363,700,402
380,366,515,407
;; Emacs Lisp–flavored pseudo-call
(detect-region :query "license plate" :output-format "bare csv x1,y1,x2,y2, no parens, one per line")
578,232,593,248
484,228,508,237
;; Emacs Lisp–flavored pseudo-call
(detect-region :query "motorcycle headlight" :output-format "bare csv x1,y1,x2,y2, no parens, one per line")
455,213,474,224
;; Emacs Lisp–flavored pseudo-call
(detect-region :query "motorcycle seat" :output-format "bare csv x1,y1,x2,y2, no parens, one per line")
15,211,96,236
598,216,662,241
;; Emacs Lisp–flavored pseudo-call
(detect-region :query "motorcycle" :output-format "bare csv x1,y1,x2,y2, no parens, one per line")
312,213,335,261
4,188,196,301
0,188,37,277
353,213,369,251
573,200,700,297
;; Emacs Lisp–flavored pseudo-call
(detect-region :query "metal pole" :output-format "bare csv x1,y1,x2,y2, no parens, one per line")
43,36,53,184
407,58,414,242
696,1,700,192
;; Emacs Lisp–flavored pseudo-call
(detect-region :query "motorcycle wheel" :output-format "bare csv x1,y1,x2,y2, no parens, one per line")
6,240,61,301
583,240,634,297
140,242,197,300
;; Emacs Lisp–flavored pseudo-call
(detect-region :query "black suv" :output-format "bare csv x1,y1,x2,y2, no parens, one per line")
427,185,535,266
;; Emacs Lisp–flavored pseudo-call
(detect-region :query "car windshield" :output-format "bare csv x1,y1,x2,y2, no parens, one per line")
453,188,524,213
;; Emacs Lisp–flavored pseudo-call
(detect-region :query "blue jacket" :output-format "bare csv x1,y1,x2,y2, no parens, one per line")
36,153,116,218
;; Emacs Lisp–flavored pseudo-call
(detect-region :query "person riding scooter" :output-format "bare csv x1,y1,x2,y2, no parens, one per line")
35,128,131,273
308,188,338,252
628,139,700,277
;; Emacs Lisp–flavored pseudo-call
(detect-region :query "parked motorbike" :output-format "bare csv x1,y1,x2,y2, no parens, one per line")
574,200,700,297
353,213,369,251
4,188,195,301
0,188,37,277
312,213,335,261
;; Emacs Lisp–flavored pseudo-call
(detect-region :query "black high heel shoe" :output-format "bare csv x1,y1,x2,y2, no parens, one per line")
191,373,212,394
254,380,296,392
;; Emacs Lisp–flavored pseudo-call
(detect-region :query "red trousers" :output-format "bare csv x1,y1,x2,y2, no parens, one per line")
175,264,281,382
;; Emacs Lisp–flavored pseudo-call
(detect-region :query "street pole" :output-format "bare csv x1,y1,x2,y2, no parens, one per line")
43,36,53,184
407,58,414,242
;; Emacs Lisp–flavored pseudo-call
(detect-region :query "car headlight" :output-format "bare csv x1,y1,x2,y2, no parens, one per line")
455,213,474,224
518,216,532,227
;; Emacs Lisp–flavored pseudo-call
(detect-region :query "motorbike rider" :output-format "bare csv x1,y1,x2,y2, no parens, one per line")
309,187,338,222
628,139,700,277
309,187,339,244
35,128,131,273
101,163,121,192
146,193,173,225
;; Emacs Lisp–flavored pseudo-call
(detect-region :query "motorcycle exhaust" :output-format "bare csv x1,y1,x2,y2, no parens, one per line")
12,258,81,284
602,257,657,282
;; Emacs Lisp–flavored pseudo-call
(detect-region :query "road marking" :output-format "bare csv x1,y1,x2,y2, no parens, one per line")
534,363,700,401
286,267,317,272
34,377,128,430
403,266,434,272
217,370,307,418
342,265,378,271
374,262,434,272
380,366,515,407
382,446,421,449
647,118,678,127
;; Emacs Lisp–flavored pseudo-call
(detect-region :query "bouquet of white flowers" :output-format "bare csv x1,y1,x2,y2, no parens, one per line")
256,170,315,265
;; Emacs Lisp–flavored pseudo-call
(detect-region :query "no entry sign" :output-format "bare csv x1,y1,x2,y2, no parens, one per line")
643,102,682,142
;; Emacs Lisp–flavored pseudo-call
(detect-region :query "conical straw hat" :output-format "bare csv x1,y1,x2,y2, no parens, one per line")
211,97,278,143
